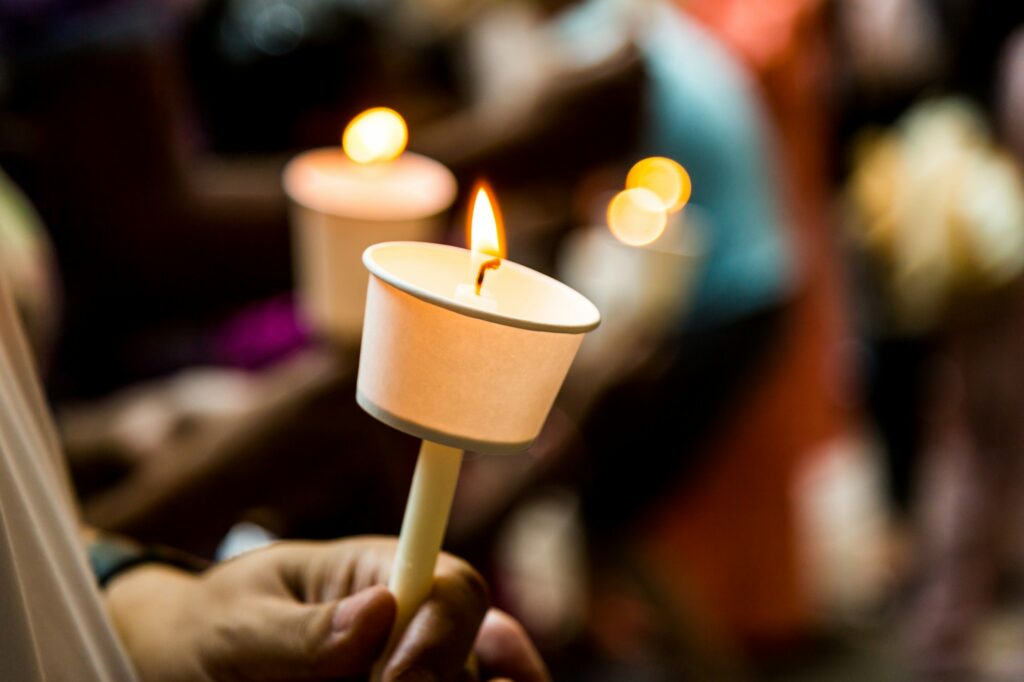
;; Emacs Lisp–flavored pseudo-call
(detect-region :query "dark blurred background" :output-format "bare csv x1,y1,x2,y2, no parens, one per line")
3,0,1024,679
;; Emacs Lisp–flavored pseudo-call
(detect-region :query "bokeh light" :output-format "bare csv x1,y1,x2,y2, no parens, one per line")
607,187,668,246
626,156,691,213
342,107,408,164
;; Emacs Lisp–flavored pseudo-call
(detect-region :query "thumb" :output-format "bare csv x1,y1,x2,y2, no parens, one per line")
260,585,396,679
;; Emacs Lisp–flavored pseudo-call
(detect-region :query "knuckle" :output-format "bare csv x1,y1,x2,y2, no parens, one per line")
443,557,491,615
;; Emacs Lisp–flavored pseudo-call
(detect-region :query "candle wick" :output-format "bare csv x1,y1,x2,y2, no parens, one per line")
475,258,502,296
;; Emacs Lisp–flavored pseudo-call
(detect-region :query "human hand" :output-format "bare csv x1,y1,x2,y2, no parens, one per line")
104,536,548,681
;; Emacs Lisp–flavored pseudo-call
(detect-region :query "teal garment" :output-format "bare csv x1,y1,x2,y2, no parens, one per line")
557,1,795,327
640,5,793,326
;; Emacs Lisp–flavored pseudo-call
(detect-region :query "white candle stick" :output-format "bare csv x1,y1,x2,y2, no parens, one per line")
373,440,463,679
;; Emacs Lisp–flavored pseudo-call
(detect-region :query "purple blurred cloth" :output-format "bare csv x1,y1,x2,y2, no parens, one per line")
211,295,311,370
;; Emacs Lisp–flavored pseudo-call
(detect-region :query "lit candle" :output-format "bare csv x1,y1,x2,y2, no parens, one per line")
453,182,505,312
356,186,600,677
283,108,458,344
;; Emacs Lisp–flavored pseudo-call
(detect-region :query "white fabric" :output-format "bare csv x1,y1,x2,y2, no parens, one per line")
0,271,136,680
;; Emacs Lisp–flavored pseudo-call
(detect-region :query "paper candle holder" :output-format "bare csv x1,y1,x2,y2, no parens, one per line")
357,241,601,453
284,149,458,343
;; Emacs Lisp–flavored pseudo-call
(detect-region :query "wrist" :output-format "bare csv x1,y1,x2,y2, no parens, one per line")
88,533,208,589
105,564,206,682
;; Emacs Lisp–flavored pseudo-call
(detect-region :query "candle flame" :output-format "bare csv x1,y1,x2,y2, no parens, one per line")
468,181,506,259
626,157,691,213
342,107,408,164
607,188,668,246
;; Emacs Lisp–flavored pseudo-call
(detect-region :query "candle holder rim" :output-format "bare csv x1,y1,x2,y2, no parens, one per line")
363,242,601,334
283,149,458,222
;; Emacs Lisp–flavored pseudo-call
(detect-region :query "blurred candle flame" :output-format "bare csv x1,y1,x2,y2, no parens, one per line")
626,157,691,213
607,187,669,246
342,107,408,164
468,181,506,259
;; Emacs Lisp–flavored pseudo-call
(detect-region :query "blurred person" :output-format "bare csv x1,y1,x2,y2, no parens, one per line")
560,0,855,672
668,0,859,645
574,0,795,548
837,3,1024,677
847,97,1024,679
0,0,289,397
0,0,399,398
0,189,547,680
837,0,1024,548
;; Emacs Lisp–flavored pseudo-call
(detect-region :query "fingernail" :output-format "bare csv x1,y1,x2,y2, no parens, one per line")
332,586,385,634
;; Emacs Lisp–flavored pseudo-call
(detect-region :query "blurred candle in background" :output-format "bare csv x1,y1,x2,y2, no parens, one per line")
626,156,692,214
283,107,458,345
560,157,704,364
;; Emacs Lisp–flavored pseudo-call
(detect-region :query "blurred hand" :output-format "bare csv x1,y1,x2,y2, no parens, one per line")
105,536,548,682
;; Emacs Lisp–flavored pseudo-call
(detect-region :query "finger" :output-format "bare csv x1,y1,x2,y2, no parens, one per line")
272,538,394,602
382,560,491,681
474,610,549,682
320,586,397,676
240,585,396,680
